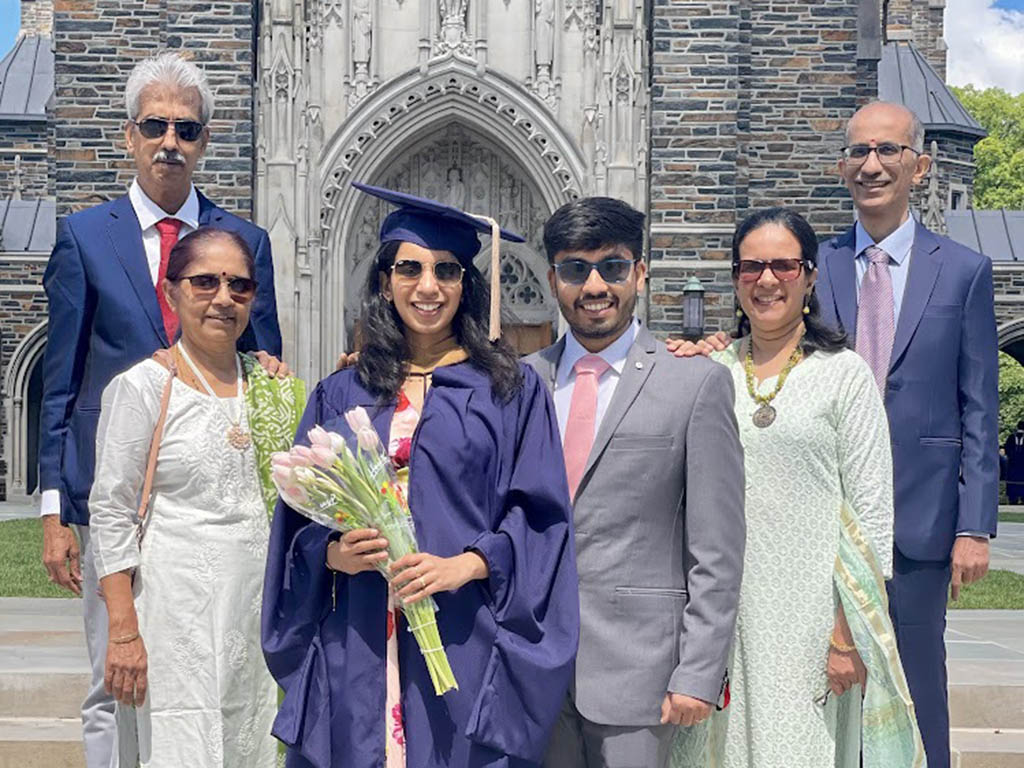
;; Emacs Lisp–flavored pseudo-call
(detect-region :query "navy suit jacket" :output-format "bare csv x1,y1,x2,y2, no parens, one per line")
816,222,998,562
39,192,282,526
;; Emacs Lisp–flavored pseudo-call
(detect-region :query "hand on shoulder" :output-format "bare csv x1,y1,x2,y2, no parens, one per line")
666,331,730,358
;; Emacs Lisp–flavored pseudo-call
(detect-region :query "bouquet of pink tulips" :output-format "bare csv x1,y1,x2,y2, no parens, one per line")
271,406,458,695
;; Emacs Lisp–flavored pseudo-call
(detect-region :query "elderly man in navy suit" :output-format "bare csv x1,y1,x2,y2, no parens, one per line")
671,100,998,767
39,52,284,768
816,101,997,767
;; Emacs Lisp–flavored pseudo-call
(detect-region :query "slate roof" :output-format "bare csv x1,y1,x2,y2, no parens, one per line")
0,199,55,253
0,35,54,121
945,209,1024,262
878,42,985,138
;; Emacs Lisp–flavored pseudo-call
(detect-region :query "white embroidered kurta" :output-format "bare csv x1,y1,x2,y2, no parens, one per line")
709,345,894,767
90,359,277,768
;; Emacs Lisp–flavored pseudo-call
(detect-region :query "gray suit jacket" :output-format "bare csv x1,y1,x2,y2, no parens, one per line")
525,327,745,726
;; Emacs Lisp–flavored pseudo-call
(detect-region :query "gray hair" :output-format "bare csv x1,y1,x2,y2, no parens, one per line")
846,100,926,152
125,52,215,124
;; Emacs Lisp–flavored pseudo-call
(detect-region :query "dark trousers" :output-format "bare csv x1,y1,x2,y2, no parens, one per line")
887,548,952,768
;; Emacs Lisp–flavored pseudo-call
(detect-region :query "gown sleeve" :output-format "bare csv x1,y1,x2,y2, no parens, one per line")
835,353,895,579
261,381,340,759
464,366,580,762
88,365,160,581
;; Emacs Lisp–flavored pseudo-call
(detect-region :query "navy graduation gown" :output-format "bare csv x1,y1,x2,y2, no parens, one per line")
261,362,579,768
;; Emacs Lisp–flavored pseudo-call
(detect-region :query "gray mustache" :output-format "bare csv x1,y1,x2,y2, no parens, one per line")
154,149,186,165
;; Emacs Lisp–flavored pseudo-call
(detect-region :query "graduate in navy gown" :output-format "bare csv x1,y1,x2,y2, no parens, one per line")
262,183,579,768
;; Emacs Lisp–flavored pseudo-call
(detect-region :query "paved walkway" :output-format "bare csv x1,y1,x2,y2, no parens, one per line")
991,519,1024,575
0,500,37,522
947,609,1024,685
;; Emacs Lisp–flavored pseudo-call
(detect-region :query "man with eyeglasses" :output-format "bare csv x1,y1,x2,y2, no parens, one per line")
525,197,745,768
39,51,284,768
817,101,998,767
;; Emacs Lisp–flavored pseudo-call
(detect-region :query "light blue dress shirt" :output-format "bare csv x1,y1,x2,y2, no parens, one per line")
853,214,916,322
553,318,639,441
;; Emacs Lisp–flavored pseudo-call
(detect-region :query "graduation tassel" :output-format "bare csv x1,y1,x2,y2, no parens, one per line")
472,214,502,342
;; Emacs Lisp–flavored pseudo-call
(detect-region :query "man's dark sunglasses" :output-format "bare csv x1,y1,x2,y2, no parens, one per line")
175,273,258,301
133,118,206,142
733,258,804,283
554,258,635,285
391,259,465,284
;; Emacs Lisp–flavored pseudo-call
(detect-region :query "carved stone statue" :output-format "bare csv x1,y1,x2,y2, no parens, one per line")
352,0,372,68
535,0,554,67
437,0,471,56
444,167,467,210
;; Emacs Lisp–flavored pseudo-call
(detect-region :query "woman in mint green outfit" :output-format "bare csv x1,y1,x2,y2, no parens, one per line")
671,209,924,768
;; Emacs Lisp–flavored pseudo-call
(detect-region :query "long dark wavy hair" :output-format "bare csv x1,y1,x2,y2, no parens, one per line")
731,207,848,356
355,240,524,401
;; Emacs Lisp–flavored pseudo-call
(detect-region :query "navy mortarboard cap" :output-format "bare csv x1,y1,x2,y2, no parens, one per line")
352,182,525,340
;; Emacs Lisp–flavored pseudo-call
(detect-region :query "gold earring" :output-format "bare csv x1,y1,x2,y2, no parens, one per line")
736,308,744,318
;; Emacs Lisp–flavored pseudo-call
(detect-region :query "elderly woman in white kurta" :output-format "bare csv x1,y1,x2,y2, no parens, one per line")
671,209,924,768
89,228,304,767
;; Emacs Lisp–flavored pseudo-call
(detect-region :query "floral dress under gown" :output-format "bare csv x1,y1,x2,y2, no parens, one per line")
383,389,421,768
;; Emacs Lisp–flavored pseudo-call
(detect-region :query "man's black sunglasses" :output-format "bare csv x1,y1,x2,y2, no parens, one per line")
132,118,206,143
554,258,636,285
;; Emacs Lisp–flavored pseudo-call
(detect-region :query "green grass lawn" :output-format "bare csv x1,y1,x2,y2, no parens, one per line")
999,510,1024,524
0,518,77,598
947,569,1024,610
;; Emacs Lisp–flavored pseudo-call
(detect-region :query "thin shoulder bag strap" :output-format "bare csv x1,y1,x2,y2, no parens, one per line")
138,350,178,523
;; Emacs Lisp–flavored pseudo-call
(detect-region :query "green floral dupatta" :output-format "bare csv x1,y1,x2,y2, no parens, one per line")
831,502,925,767
671,503,925,768
241,354,307,519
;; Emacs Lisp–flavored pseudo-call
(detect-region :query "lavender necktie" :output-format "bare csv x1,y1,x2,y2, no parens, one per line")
855,245,895,393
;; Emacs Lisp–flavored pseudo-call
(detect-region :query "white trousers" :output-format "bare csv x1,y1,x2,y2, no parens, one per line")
75,524,119,768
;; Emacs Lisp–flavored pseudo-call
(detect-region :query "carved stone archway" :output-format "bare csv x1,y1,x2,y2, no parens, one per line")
339,122,559,342
315,57,585,364
3,321,46,500
999,318,1024,366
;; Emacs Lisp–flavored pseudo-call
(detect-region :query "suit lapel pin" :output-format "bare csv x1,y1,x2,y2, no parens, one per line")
635,361,643,370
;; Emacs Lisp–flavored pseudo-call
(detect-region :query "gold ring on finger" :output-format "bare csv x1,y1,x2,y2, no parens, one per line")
419,576,426,590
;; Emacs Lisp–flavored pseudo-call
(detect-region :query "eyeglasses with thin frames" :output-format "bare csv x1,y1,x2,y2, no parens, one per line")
132,117,206,143
840,142,921,167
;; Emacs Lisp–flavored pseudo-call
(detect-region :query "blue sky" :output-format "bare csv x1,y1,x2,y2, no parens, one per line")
0,0,19,57
993,0,1024,10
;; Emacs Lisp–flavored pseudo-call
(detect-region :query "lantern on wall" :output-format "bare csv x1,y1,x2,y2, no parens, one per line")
682,276,706,340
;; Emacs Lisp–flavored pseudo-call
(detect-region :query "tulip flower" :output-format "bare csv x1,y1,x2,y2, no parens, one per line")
345,406,380,452
308,425,332,448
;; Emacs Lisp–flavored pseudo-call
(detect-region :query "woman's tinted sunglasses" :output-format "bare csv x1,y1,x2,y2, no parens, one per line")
174,273,258,302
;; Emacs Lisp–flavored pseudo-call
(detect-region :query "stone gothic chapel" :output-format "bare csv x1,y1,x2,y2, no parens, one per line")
3,0,1012,500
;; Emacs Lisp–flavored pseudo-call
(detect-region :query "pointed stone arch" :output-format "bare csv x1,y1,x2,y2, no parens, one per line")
3,320,47,500
315,57,584,357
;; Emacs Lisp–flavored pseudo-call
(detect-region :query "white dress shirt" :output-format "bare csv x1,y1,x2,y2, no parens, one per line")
853,213,915,322
553,319,639,442
40,180,199,517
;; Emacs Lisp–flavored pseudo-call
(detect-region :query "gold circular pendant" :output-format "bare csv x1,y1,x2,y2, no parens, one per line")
752,404,776,428
227,425,252,450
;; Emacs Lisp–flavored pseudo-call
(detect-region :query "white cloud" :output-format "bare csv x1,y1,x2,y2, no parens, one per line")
946,0,1024,93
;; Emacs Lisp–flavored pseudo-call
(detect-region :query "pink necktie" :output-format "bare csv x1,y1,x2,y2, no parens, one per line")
564,354,611,498
155,217,182,344
855,245,895,393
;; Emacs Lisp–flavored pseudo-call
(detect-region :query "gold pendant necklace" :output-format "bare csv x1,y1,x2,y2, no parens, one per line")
176,342,251,451
743,337,803,429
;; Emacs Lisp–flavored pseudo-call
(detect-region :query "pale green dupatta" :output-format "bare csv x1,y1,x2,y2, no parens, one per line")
671,503,926,768
240,354,307,519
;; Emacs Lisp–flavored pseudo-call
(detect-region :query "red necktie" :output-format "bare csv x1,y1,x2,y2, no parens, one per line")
155,217,182,344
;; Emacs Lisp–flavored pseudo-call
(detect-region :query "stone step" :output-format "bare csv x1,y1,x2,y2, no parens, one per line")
951,728,1024,768
0,671,89,720
0,717,84,768
949,685,1024,730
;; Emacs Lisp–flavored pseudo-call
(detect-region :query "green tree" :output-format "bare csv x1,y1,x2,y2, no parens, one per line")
999,351,1024,443
952,85,1024,210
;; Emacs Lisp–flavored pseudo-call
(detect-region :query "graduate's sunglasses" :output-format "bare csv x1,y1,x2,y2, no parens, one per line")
390,259,465,284
132,118,206,142
173,273,258,302
733,259,804,283
554,258,635,285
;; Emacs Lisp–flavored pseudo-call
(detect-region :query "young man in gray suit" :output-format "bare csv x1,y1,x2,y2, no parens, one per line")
526,198,746,768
